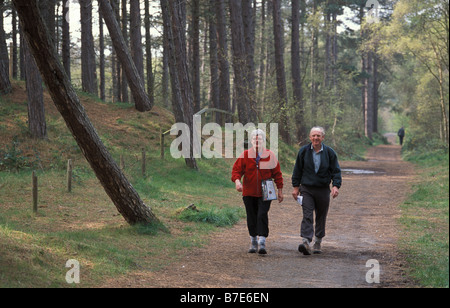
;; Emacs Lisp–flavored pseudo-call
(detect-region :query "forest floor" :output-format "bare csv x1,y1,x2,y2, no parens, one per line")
103,140,419,288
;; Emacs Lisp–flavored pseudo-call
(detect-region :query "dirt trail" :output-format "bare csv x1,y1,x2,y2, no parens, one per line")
105,144,418,288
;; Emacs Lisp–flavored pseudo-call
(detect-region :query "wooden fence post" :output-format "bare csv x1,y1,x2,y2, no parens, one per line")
160,132,164,159
32,171,38,213
67,159,72,192
141,148,146,177
120,155,125,170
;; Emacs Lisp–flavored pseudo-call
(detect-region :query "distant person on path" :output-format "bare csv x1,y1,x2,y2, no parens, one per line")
397,127,405,146
291,127,342,255
232,129,284,255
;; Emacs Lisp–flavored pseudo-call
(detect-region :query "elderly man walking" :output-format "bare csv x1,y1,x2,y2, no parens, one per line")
291,127,342,255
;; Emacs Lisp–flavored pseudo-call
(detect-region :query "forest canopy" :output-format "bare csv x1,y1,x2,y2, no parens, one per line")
1,0,448,151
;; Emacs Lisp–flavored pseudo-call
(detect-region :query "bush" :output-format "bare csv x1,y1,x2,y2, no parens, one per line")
0,139,31,172
178,206,244,227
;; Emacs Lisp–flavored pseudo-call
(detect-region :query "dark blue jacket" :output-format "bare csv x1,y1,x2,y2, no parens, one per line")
292,143,342,188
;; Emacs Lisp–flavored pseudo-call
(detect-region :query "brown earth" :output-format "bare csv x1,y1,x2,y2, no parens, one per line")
103,143,419,288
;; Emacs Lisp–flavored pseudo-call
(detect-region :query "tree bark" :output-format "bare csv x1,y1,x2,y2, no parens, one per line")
191,0,201,113
24,40,47,139
13,0,159,225
80,0,98,96
144,0,155,106
98,0,152,112
215,0,231,122
161,0,198,170
130,0,144,81
121,0,129,103
209,0,220,123
99,9,106,101
292,0,306,144
229,0,253,124
364,51,374,140
62,0,71,80
0,0,11,94
272,0,290,144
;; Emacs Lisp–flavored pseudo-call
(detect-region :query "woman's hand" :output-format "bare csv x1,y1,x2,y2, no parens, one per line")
235,180,243,192
278,189,284,203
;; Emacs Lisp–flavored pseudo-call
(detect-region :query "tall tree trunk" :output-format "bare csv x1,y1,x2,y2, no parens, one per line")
24,40,47,139
242,0,257,122
121,0,129,102
332,11,338,90
162,27,170,109
272,0,290,144
112,0,121,103
24,0,49,140
364,51,374,140
310,0,318,123
229,0,252,124
209,0,220,124
12,7,18,79
80,0,98,96
215,0,231,122
191,0,201,113
99,0,153,112
0,0,11,94
161,0,198,170
130,0,144,81
324,8,331,89
292,0,306,144
144,0,155,106
62,0,71,80
372,52,378,133
13,0,159,225
99,9,106,101
257,0,266,108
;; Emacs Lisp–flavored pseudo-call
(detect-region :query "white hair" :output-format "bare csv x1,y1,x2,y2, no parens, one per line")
251,129,266,142
310,126,325,136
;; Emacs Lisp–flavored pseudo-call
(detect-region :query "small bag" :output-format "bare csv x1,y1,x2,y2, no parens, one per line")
261,179,277,201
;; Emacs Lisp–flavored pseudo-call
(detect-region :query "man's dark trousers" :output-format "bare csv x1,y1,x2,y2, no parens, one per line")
300,185,330,242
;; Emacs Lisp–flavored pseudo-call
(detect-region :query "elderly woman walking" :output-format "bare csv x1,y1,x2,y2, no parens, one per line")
232,129,284,255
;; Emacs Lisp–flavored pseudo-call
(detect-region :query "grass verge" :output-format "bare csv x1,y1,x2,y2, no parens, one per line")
399,148,449,288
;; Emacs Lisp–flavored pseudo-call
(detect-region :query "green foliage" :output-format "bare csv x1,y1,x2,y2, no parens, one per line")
0,139,31,172
178,204,245,227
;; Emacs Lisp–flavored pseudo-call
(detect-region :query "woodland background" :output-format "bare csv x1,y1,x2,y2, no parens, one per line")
1,0,447,151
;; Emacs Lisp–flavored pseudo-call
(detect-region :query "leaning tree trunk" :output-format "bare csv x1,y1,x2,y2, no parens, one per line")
98,0,152,112
12,0,159,225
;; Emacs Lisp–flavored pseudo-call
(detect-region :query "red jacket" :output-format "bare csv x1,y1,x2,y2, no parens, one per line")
231,148,283,197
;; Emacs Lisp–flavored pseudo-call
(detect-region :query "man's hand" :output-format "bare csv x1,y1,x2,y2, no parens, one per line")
292,187,300,201
331,186,339,199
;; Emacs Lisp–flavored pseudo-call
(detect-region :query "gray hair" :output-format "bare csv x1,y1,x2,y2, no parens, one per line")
310,126,325,136
251,129,266,142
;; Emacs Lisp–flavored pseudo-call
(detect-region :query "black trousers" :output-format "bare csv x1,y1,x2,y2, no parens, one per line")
300,185,330,242
243,196,271,238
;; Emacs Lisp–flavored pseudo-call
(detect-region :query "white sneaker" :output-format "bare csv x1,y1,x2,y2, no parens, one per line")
248,237,258,253
258,236,267,255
